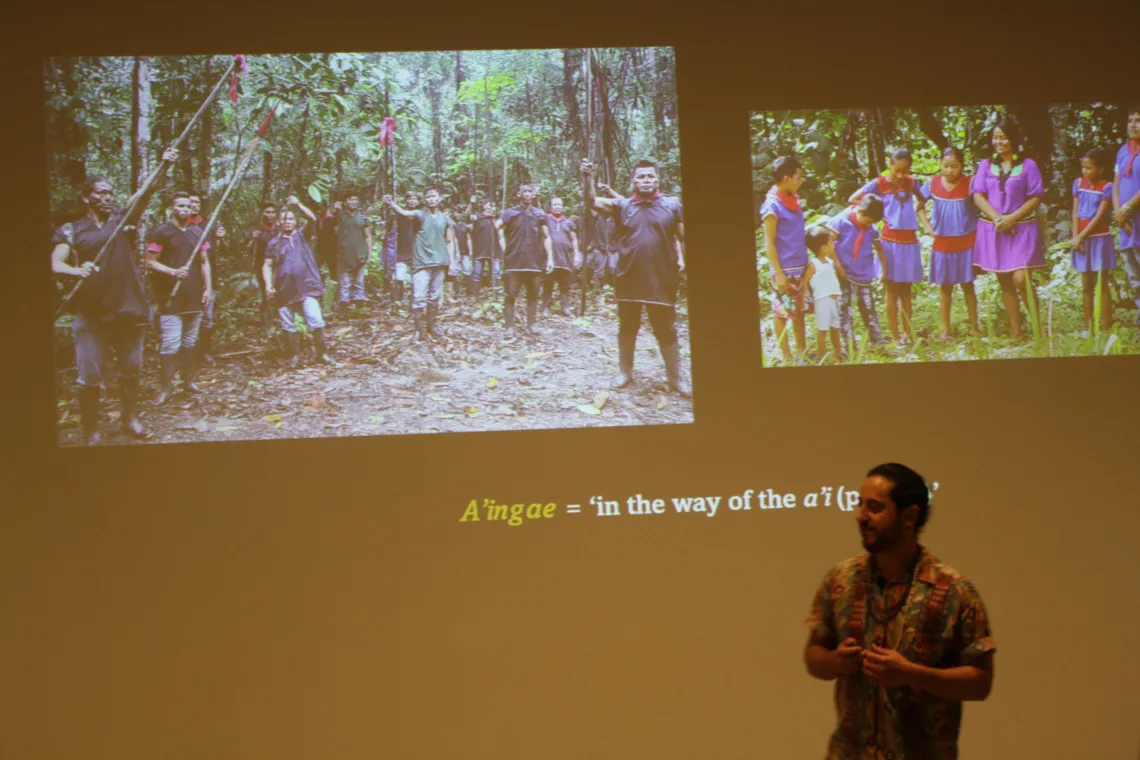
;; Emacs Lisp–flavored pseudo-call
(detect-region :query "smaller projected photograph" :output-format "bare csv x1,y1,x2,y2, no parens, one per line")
752,103,1140,367
46,48,691,447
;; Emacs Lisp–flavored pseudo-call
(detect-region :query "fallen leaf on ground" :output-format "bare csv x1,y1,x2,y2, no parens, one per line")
593,391,609,410
464,406,479,417
657,397,668,410
486,377,499,389
576,404,601,415
262,414,283,423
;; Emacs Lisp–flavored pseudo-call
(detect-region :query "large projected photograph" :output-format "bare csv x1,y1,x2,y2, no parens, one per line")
752,103,1140,366
46,48,690,447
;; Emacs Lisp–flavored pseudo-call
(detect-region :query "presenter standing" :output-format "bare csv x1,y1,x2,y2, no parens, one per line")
804,463,995,759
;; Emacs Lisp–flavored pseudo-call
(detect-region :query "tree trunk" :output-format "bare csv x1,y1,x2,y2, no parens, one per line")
1010,103,1055,201
1049,102,1076,207
561,49,585,163
261,149,273,207
484,69,494,199
290,101,311,194
653,47,674,158
916,108,950,152
131,56,152,256
197,57,214,194
430,78,444,180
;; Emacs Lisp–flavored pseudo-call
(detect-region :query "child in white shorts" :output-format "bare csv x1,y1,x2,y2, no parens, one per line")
804,226,846,363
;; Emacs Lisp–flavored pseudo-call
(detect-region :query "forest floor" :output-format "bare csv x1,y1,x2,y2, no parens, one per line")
56,284,694,447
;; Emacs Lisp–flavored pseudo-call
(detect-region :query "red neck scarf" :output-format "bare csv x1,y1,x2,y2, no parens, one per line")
549,212,565,220
1080,177,1107,193
1124,140,1140,178
633,190,660,203
261,222,275,232
768,185,800,212
848,211,870,260
188,214,204,227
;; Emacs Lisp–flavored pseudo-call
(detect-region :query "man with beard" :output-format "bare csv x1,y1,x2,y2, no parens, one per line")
804,463,995,760
248,203,278,324
262,196,331,367
497,184,554,335
187,192,225,365
581,158,689,396
333,194,372,316
383,187,456,340
145,191,214,404
544,197,580,317
50,147,179,444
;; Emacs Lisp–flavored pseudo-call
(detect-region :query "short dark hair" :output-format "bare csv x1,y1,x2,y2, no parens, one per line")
867,462,931,532
425,186,442,196
518,183,537,193
80,176,110,196
806,226,832,255
1129,104,1140,118
262,202,277,212
1081,146,1112,176
890,148,912,163
941,146,965,165
171,191,191,204
857,193,884,222
772,155,803,183
635,158,658,171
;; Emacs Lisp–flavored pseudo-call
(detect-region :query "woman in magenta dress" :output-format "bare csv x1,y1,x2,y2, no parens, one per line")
971,117,1046,340
920,146,979,339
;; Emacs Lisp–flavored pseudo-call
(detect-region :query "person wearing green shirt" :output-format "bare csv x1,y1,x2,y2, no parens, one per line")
334,194,372,316
383,187,457,340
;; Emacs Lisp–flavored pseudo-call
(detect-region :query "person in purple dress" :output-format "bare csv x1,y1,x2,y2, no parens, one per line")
1111,105,1140,324
1070,147,1116,334
971,117,1046,340
760,156,809,363
826,195,887,355
850,149,924,346
919,147,980,339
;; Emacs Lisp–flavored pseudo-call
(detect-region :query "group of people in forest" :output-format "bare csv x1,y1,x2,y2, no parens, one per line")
52,144,690,445
760,107,1140,363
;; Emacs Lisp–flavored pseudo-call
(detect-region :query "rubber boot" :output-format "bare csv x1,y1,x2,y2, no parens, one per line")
78,385,104,445
285,332,302,368
467,275,478,299
661,342,692,398
414,310,427,341
198,327,215,366
181,349,201,393
612,332,635,389
504,299,515,330
118,375,151,439
313,328,332,364
559,290,571,317
426,303,440,338
155,354,178,405
525,298,539,335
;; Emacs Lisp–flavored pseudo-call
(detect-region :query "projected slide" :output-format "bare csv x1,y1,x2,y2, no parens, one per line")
45,48,690,447
752,103,1140,367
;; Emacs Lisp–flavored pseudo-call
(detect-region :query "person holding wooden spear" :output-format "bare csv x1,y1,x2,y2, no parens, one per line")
263,196,331,367
50,147,180,444
146,191,214,405
187,192,225,365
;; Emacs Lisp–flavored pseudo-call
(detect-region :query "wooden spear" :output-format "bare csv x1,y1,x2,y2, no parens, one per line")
166,106,276,309
56,55,242,318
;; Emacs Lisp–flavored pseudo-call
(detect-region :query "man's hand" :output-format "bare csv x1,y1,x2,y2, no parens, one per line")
161,147,179,163
774,271,789,294
546,259,554,274
266,286,276,300
580,158,595,176
862,645,914,688
287,195,299,206
381,194,393,206
202,288,214,305
173,266,190,280
678,256,686,273
334,201,343,211
73,261,98,279
216,223,226,239
833,638,863,677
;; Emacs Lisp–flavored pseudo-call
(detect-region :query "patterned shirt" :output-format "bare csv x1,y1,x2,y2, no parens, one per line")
807,547,996,760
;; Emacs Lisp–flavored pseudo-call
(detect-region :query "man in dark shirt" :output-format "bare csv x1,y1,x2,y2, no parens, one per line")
497,184,554,335
470,198,503,294
263,197,330,367
582,158,690,397
49,146,179,444
248,203,278,325
454,212,474,298
544,197,580,317
187,192,225,365
334,194,372,316
145,191,214,405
